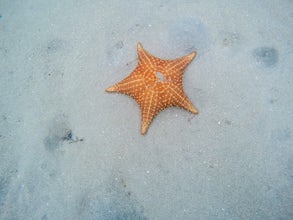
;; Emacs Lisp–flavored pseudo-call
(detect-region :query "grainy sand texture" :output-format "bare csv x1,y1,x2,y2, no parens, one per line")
0,0,292,219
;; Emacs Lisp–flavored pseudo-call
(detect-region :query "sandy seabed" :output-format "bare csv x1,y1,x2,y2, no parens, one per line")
0,0,292,219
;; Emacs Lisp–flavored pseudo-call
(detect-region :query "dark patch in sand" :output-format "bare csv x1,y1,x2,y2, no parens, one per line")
46,39,69,54
107,40,125,65
78,176,147,220
268,87,280,104
168,17,210,54
43,38,71,78
43,114,82,151
271,128,291,143
0,168,17,206
253,47,278,67
221,31,241,47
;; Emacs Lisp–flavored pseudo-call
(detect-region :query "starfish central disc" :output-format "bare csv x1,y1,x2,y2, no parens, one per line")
155,72,166,82
106,42,199,135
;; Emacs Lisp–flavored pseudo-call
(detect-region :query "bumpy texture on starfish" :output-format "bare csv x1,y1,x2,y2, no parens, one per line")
106,42,198,135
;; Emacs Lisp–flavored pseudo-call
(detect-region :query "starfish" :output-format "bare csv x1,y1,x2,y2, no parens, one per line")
106,42,198,135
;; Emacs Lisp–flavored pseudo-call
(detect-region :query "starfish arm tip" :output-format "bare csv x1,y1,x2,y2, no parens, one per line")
105,86,116,92
189,51,197,59
190,105,199,114
137,42,143,50
141,123,149,135
141,129,147,135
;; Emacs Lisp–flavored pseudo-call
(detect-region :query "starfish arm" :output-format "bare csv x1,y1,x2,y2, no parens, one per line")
105,69,145,97
165,51,196,78
166,84,198,114
137,43,156,70
105,85,116,92
138,90,161,135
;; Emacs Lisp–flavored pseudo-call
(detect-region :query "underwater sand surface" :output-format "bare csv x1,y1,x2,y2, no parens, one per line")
0,0,292,219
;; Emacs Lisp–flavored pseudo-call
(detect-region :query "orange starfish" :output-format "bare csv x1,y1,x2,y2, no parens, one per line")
106,42,198,135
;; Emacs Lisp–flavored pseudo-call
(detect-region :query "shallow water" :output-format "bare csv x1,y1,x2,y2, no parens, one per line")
0,0,292,219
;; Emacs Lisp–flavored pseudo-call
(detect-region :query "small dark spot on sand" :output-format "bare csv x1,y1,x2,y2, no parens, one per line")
222,32,240,47
107,40,126,65
77,176,147,220
44,115,83,151
44,134,60,151
269,98,277,104
253,47,278,67
268,87,280,104
0,168,17,204
46,39,68,54
271,128,291,142
41,214,48,220
61,129,73,141
115,41,124,49
49,172,57,178
168,17,210,54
